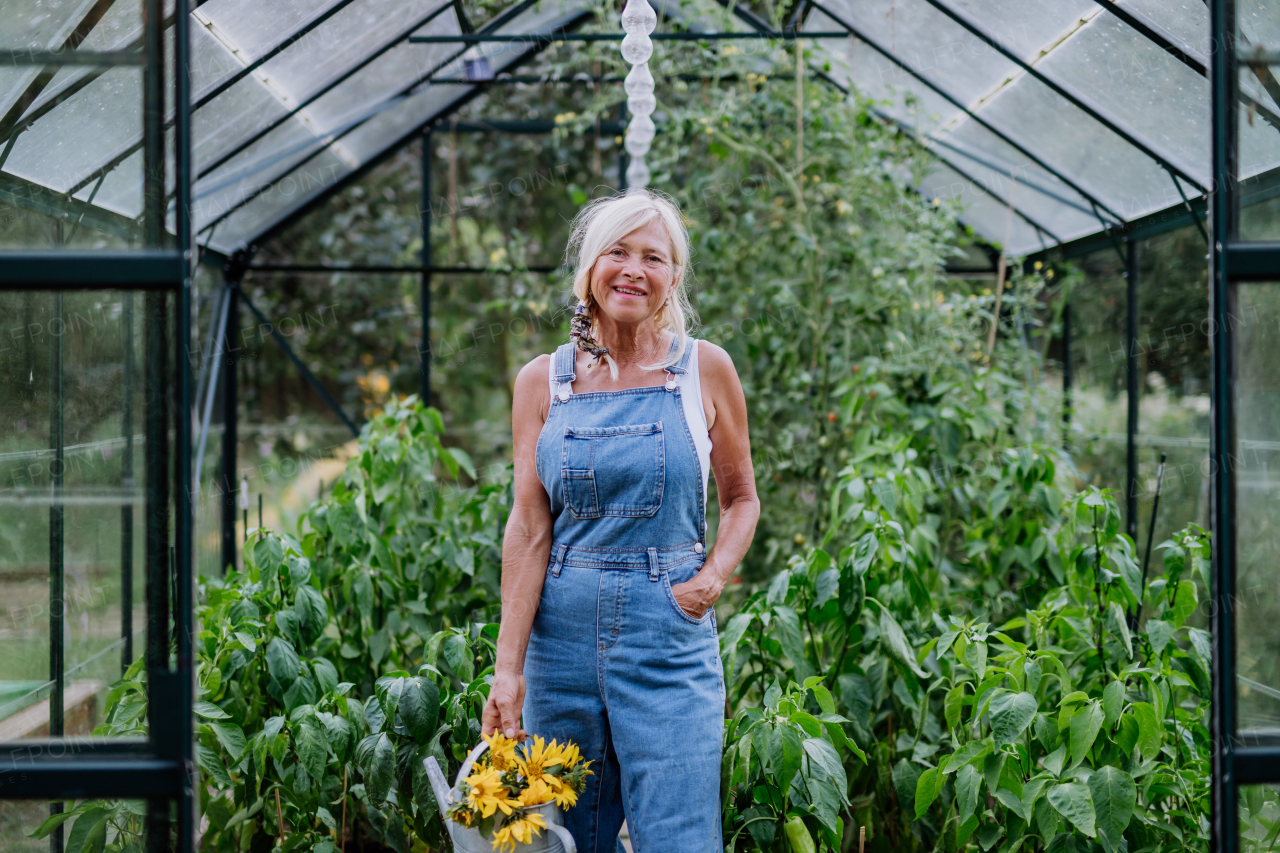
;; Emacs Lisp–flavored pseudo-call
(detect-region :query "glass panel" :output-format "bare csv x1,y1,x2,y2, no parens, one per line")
973,73,1170,222
1,800,150,851
1239,784,1280,853
815,0,1017,112
1064,247,1128,497
917,161,1046,255
1234,283,1280,737
931,0,1096,58
0,290,174,741
1122,0,1207,64
1237,60,1280,241
1035,12,1209,188
1133,226,1210,574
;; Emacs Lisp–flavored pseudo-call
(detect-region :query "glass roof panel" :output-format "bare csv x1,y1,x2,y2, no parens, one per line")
298,13,462,131
932,0,1097,58
195,0,348,65
917,161,1045,255
204,0,593,252
958,74,1168,221
815,0,1016,112
1239,0,1280,53
222,0,451,108
1034,11,1210,187
203,150,353,251
1120,0,1207,61
4,66,141,193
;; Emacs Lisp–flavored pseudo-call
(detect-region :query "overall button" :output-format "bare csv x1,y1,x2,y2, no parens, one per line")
558,388,571,402
693,542,704,554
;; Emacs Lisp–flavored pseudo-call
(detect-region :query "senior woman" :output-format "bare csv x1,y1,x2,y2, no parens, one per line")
481,189,759,853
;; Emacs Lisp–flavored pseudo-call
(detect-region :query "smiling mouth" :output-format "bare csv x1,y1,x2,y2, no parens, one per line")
614,286,646,296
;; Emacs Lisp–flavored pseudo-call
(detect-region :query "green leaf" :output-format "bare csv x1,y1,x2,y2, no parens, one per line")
294,722,328,779
990,691,1038,747
65,808,108,853
965,638,989,679
1105,602,1132,659
915,766,942,818
398,676,440,742
956,763,982,824
313,657,339,695
773,606,816,682
210,720,248,760
814,569,840,608
364,732,397,805
1102,680,1125,729
197,742,232,786
27,807,80,839
1145,619,1174,655
767,570,791,607
1170,581,1197,627
892,759,920,816
1069,700,1104,767
878,605,928,678
446,446,477,479
1116,712,1139,757
803,737,848,795
851,532,879,575
265,637,300,684
1131,702,1163,761
945,685,966,731
1047,782,1097,837
375,675,406,731
1088,766,1136,853
194,700,230,720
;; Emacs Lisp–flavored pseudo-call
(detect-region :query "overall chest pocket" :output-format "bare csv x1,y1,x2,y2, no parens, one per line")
561,422,665,518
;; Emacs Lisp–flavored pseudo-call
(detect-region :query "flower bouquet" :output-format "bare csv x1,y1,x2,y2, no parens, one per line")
424,733,591,852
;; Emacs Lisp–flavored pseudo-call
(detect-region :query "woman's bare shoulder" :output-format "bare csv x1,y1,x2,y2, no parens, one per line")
696,339,740,386
513,353,553,425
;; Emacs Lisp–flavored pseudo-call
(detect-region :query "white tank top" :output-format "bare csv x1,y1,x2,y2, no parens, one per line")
546,338,713,500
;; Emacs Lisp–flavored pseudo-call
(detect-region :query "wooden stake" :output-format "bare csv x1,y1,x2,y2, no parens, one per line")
986,180,1018,360
860,826,866,853
275,787,285,842
341,766,348,853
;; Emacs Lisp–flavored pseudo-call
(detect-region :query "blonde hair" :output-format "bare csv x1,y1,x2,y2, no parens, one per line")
564,189,696,379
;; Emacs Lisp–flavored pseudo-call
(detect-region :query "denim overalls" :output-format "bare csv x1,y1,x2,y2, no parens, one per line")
523,339,724,853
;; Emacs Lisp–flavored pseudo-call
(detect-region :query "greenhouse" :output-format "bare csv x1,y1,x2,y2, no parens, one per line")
0,0,1277,850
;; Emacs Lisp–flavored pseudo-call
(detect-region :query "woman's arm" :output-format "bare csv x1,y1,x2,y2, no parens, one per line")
482,355,553,739
672,341,760,618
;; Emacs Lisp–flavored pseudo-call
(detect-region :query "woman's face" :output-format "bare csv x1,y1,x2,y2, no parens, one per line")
590,219,677,327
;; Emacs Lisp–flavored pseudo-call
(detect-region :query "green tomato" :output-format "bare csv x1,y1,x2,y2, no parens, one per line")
785,816,817,853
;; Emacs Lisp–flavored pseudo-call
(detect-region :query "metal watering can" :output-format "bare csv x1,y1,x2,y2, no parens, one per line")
424,740,577,853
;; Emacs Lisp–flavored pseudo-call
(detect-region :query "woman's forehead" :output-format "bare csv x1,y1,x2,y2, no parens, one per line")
614,220,672,253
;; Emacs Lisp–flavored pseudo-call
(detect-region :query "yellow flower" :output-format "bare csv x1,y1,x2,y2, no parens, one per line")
491,813,548,852
551,782,579,809
515,736,556,782
557,742,584,769
518,777,555,807
465,767,518,818
483,732,519,772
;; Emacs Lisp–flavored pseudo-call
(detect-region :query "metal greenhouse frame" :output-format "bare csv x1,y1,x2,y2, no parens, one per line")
1,0,1278,850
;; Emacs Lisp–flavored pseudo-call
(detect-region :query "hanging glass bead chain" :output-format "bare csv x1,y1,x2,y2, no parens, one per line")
620,0,657,191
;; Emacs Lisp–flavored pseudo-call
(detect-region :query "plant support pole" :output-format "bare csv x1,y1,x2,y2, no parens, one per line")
48,291,64,853
421,129,432,405
1063,300,1072,448
1126,239,1139,540
1131,451,1167,632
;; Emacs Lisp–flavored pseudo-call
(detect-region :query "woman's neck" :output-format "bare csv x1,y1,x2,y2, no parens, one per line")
596,319,668,367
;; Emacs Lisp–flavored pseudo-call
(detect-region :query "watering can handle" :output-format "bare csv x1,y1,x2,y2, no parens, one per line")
547,823,577,853
455,740,491,788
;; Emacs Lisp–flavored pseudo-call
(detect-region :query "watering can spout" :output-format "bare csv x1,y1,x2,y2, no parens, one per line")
423,755,454,823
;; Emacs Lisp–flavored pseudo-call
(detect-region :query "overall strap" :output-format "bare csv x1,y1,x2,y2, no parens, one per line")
552,343,577,402
664,335,695,375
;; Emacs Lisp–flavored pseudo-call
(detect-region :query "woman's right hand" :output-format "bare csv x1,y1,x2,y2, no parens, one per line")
482,669,527,740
